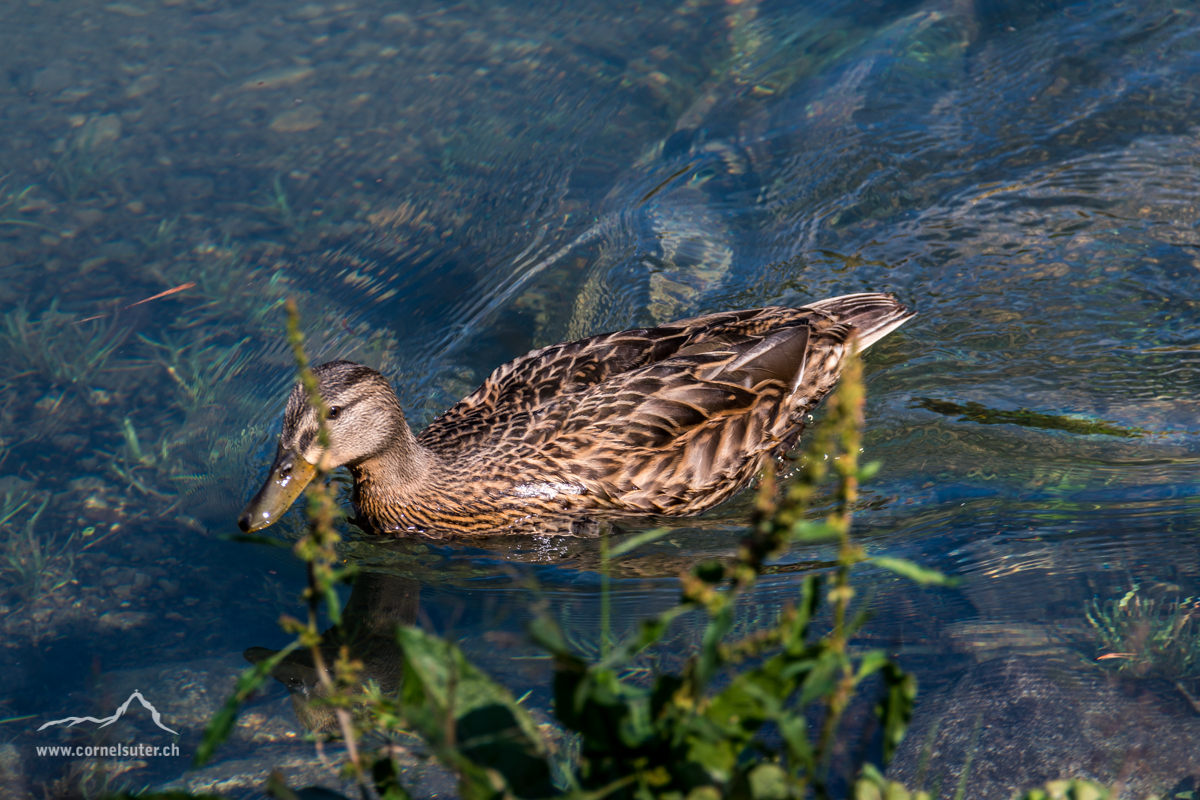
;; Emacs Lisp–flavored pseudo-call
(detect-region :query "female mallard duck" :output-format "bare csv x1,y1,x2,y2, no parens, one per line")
238,293,913,536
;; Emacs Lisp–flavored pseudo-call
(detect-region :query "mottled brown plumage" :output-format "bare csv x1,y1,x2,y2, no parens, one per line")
238,293,913,536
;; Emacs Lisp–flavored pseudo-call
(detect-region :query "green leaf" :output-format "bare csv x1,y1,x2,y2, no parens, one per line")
748,763,789,800
372,755,415,800
876,663,917,765
798,650,843,707
684,734,738,784
706,667,781,738
781,576,821,650
854,770,929,800
872,557,961,587
396,625,556,800
855,649,891,681
777,712,814,776
1016,782,1114,800
694,603,736,691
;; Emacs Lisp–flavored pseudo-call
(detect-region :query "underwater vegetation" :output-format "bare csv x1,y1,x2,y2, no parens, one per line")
1,302,129,388
98,413,188,503
49,120,120,203
0,176,47,231
41,755,141,800
249,173,308,235
137,329,254,416
1086,584,1200,683
0,492,75,608
912,398,1149,439
136,216,180,255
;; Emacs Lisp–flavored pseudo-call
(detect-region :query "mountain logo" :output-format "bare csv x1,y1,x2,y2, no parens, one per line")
38,690,179,735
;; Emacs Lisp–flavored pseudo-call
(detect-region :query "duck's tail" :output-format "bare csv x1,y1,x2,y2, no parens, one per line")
806,292,915,351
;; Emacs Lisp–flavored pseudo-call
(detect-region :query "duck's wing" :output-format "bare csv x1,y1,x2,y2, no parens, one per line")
509,318,822,513
419,294,913,471
418,306,773,452
522,294,913,513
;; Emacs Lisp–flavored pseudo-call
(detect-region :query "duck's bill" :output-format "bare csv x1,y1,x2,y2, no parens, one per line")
237,446,317,532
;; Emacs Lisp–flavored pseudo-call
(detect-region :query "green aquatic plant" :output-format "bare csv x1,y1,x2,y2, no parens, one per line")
249,172,305,234
1,302,129,386
137,216,180,254
0,491,32,529
0,493,76,607
49,124,120,203
0,176,47,230
174,239,290,334
45,725,145,800
104,417,177,499
1085,585,1200,681
50,124,119,202
137,329,253,414
913,397,1148,438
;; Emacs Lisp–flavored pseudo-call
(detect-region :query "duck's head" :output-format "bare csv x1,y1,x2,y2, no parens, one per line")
237,361,411,533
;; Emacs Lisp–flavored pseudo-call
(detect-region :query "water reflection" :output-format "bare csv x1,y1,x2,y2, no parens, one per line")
246,572,418,734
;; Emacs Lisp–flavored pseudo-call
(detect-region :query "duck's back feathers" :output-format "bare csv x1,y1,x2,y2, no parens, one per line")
418,306,763,454
413,293,913,525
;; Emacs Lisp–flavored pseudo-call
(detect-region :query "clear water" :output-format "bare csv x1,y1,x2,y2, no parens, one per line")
2,0,1199,795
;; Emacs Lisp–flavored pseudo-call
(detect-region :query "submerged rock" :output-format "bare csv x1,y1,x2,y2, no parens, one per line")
29,60,75,94
887,655,1200,797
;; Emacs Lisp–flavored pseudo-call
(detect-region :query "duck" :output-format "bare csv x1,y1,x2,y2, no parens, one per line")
237,292,914,536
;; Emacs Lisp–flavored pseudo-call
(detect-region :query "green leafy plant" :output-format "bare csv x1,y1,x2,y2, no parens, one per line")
137,329,253,414
853,771,1114,800
100,416,180,500
50,124,119,202
0,175,48,230
1086,585,1200,681
137,216,180,254
520,349,931,800
0,492,76,607
1,301,129,386
102,306,1139,800
178,313,956,800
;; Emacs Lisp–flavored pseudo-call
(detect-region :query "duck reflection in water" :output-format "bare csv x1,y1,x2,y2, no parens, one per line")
245,571,418,733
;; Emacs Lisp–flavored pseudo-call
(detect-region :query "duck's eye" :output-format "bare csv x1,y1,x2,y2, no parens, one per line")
328,406,341,420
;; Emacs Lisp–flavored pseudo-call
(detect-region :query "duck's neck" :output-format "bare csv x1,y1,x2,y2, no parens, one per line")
348,424,439,527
